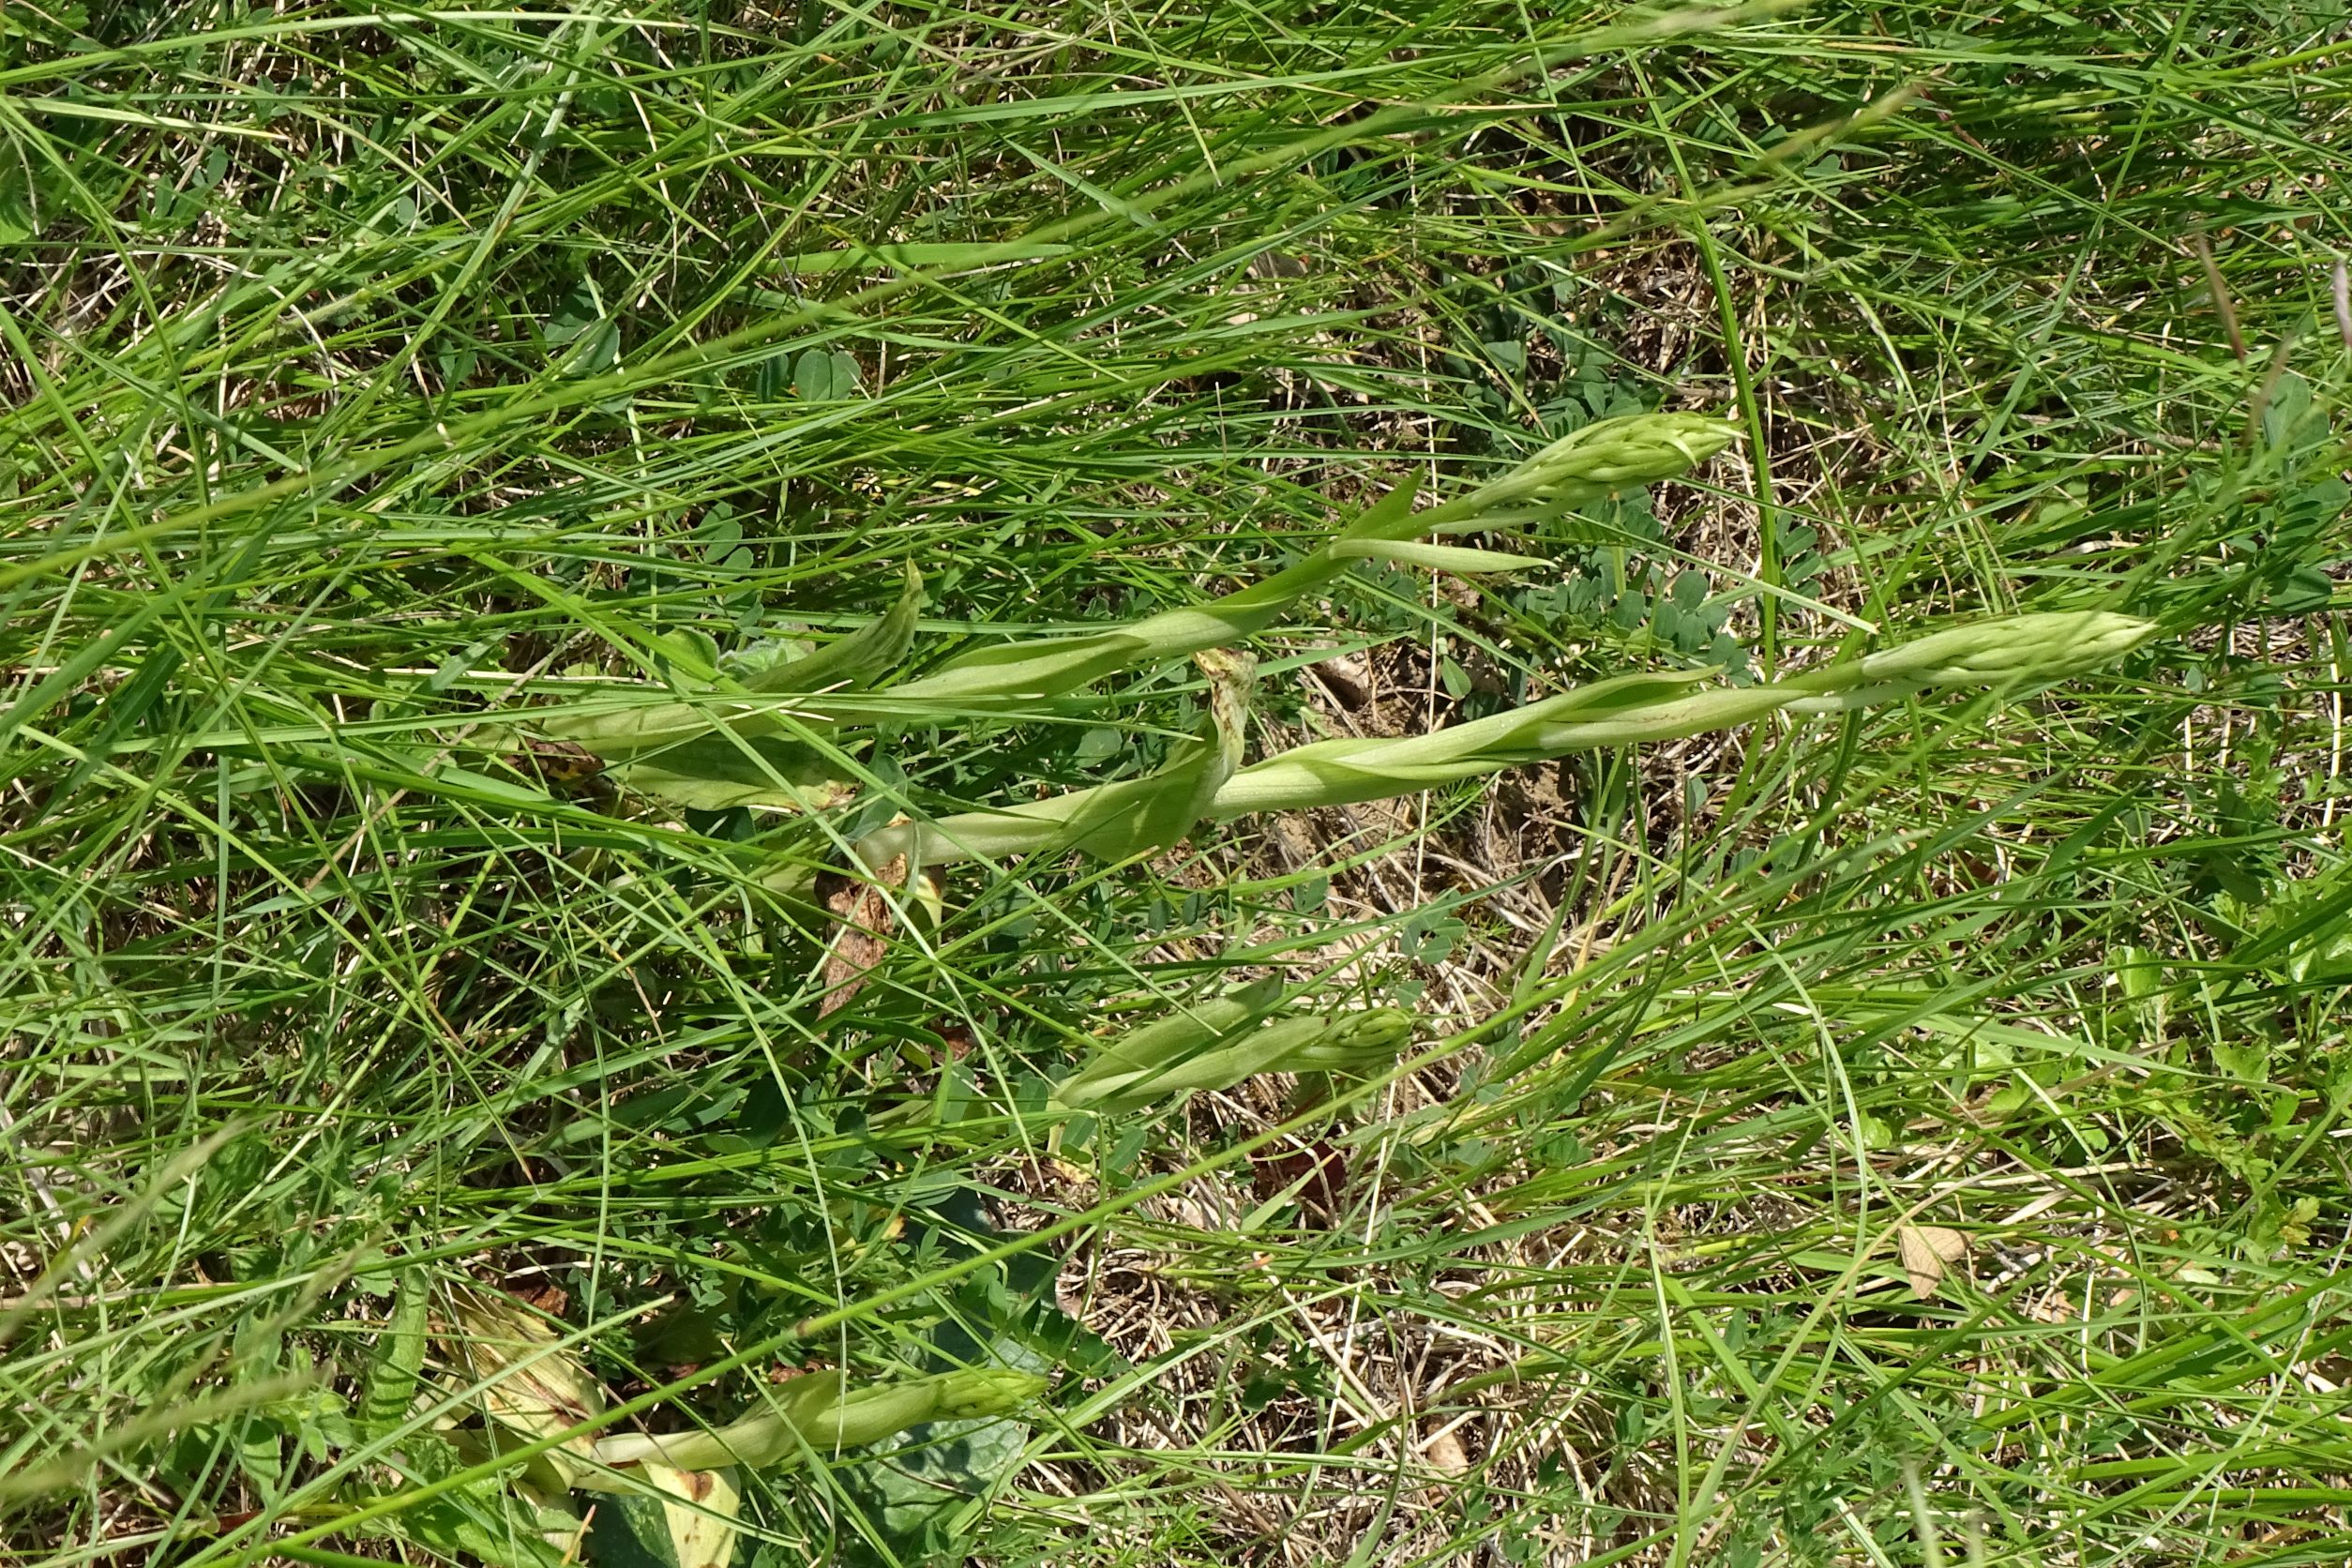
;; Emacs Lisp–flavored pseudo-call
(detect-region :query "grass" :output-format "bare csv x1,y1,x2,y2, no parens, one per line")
3,1,2350,1565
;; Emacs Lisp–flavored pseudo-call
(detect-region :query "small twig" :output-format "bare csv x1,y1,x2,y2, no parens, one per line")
0,1097,95,1285
2192,228,2246,363
2244,326,2301,448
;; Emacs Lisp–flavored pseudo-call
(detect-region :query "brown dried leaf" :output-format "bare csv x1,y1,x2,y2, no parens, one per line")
1310,652,1371,709
520,737,606,785
1249,1138,1348,1221
1898,1224,1970,1300
505,1279,569,1318
926,1018,975,1061
816,858,904,1018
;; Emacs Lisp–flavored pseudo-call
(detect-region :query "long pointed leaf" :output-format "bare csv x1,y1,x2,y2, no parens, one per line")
744,564,923,694
607,733,857,813
1329,539,1550,574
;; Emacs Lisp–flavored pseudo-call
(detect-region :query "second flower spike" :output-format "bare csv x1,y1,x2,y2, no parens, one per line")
1050,980,1416,1115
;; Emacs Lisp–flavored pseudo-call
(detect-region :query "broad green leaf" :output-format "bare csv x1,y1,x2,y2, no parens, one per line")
541,572,919,760
540,695,789,759
872,476,1434,709
400,1494,568,1568
429,766,556,807
879,476,1417,711
589,1494,680,1568
723,635,816,685
1330,473,1425,548
0,179,35,245
744,565,922,694
858,651,1252,868
835,1416,1030,1568
585,1369,1046,1473
1070,978,1286,1087
1051,707,1229,861
607,733,857,813
364,1424,570,1568
1053,1003,1410,1114
910,744,1209,865
794,349,862,400
647,628,724,683
882,628,1148,705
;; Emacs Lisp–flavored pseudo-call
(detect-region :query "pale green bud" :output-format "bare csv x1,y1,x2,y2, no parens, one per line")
1520,412,1741,491
1451,413,1741,514
1204,611,2150,821
1782,611,2157,713
1052,991,1415,1114
1852,611,2155,686
878,612,2148,865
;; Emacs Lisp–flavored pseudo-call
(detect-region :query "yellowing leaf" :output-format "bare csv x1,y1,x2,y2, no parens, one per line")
437,1287,608,1485
656,1464,743,1568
